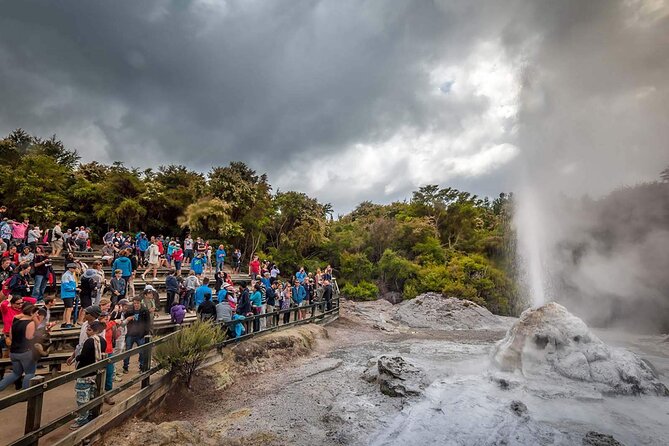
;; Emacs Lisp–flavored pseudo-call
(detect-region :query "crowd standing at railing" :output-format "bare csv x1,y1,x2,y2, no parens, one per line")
0,206,337,429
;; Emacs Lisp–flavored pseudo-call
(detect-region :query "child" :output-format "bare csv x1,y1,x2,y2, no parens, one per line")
109,269,126,307
170,303,186,325
191,253,205,278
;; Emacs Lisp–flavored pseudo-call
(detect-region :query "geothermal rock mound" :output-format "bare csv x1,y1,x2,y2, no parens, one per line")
491,302,669,396
394,292,512,330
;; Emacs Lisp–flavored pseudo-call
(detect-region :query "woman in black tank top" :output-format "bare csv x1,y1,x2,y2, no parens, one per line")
0,305,43,390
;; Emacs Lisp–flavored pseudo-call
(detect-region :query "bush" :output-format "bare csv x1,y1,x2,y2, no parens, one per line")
154,321,226,388
378,249,418,292
342,280,379,301
339,252,374,285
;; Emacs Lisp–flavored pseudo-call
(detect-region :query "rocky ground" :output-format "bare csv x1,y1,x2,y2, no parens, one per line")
101,295,669,446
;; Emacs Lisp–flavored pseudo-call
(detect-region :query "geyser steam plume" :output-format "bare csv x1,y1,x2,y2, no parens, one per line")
512,0,669,328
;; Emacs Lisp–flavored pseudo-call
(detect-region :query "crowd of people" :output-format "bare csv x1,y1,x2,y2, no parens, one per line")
0,207,337,430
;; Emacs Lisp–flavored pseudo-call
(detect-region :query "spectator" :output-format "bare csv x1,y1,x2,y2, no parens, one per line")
183,234,194,263
1,295,37,357
322,279,334,311
250,283,263,332
122,297,150,374
197,294,216,322
71,320,107,429
249,255,260,279
194,277,212,309
0,305,42,391
112,250,133,296
170,303,186,325
182,271,199,310
8,264,31,298
31,246,51,300
172,244,184,275
236,281,251,316
142,239,160,281
109,269,126,306
191,252,205,278
165,269,179,313
215,245,226,273
60,263,78,328
51,222,64,257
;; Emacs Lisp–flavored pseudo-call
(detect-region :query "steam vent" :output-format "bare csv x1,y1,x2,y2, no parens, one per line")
491,302,669,396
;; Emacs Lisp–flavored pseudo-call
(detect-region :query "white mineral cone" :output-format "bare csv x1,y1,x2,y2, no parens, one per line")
491,302,668,396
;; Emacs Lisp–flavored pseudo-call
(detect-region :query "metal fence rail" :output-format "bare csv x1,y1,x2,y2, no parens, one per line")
0,294,340,446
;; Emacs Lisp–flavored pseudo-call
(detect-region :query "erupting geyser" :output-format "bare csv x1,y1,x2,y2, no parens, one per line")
491,302,668,396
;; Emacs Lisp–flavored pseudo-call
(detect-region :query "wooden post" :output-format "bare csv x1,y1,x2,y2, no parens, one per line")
92,367,106,418
25,375,45,445
141,340,153,389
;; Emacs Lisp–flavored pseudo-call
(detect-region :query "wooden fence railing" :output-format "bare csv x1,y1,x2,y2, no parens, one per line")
0,294,340,446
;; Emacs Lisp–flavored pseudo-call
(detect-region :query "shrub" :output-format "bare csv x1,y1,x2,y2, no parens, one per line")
339,252,374,285
378,249,418,292
154,321,226,388
342,280,379,301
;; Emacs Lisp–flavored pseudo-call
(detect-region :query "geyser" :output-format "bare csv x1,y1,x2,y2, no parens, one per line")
491,302,668,396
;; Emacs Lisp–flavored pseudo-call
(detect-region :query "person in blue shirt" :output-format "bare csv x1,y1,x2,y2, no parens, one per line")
191,253,205,277
137,233,149,261
295,267,307,284
250,283,263,332
260,272,271,290
215,245,227,273
292,279,307,321
112,250,133,295
194,277,212,309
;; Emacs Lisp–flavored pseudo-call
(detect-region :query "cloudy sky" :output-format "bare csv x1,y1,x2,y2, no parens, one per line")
1,0,668,212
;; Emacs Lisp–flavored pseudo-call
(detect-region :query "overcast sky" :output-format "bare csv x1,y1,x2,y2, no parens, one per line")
1,0,667,213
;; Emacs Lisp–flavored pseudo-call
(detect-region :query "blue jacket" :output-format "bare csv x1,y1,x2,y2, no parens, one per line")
112,256,133,277
192,257,204,275
232,314,246,337
296,271,307,283
194,285,212,307
292,285,306,304
216,249,226,263
60,271,77,299
165,275,179,293
138,237,149,251
250,290,262,308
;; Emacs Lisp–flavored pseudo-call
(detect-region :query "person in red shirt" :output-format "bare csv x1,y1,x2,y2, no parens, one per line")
249,255,260,279
99,312,117,405
2,246,19,265
1,295,37,356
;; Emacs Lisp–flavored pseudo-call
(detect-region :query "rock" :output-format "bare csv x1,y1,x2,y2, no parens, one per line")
582,431,625,446
369,356,426,397
491,302,669,396
394,293,513,330
380,291,403,305
509,400,528,417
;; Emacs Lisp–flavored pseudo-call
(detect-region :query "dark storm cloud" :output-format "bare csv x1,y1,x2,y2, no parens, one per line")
0,0,667,214
0,1,504,170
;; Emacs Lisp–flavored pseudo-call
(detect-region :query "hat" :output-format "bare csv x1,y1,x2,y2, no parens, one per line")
66,263,77,269
84,305,102,318
118,298,130,306
99,311,109,318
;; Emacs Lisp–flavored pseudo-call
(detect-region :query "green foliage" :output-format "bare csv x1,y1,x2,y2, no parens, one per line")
341,280,378,301
412,236,446,264
378,249,418,292
155,321,226,388
339,252,374,285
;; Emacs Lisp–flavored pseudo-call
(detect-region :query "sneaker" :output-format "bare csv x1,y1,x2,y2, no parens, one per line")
69,420,88,430
104,396,115,405
114,376,123,382
122,368,129,374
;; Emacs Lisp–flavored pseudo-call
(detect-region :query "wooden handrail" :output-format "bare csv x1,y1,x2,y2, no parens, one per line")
0,295,340,446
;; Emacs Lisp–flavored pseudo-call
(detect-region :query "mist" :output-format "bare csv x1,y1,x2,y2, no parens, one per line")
512,0,669,331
